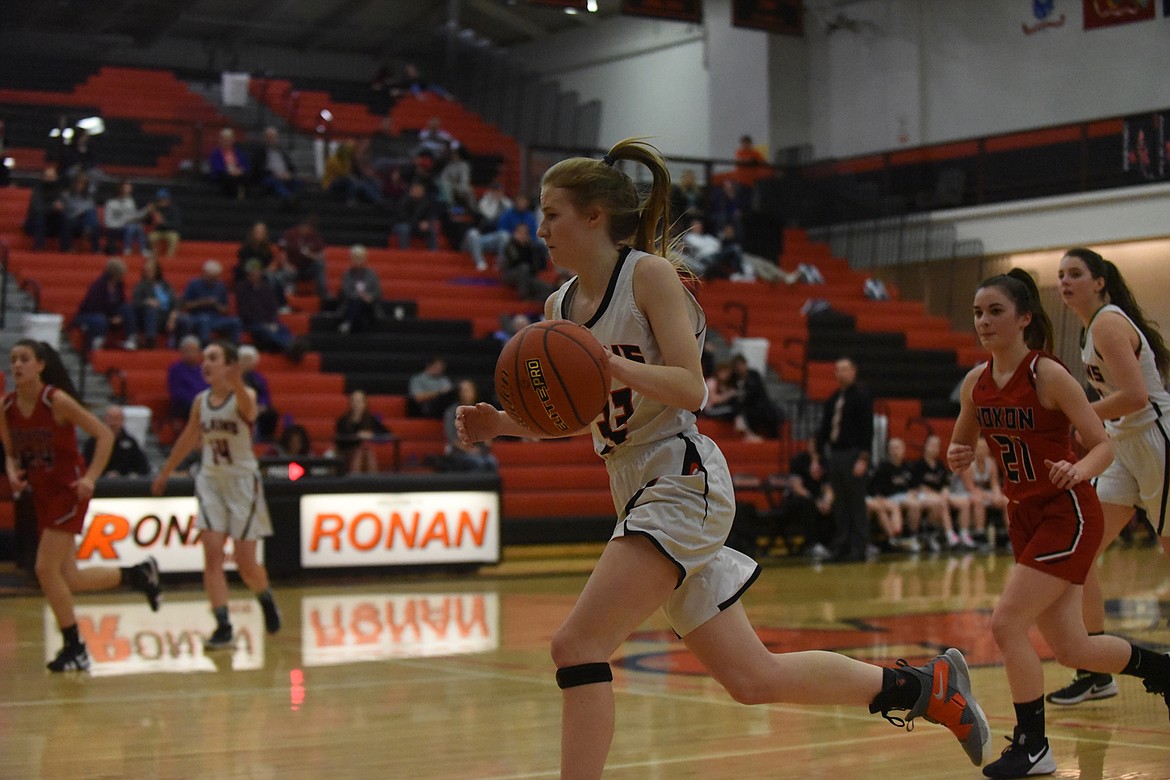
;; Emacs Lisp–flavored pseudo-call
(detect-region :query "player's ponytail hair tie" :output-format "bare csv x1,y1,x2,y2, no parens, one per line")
601,154,616,167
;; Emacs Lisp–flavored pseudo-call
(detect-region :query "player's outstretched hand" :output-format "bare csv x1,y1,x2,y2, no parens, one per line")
457,403,503,445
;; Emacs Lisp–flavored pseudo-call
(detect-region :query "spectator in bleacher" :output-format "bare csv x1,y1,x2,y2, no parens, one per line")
440,379,498,472
496,194,548,266
775,438,835,559
730,354,782,440
275,423,312,457
501,222,554,303
670,168,705,223
176,259,242,345
208,127,249,200
867,437,922,553
708,178,749,245
337,245,382,334
456,181,512,272
250,126,303,206
415,116,460,171
59,172,100,253
816,356,873,563
166,335,209,421
235,221,286,282
23,166,66,250
407,356,457,419
74,258,138,351
322,140,382,205
701,361,740,424
734,134,767,168
146,188,182,258
334,389,390,474
379,163,409,204
60,127,100,184
680,218,747,281
477,180,512,232
131,258,178,349
911,433,974,551
438,145,476,213
235,259,300,360
280,213,330,301
387,63,454,104
239,345,279,442
83,406,150,477
102,180,150,257
368,117,411,181
391,180,440,251
493,312,531,345
370,63,396,116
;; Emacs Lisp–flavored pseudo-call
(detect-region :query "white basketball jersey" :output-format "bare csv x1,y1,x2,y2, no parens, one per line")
198,389,259,476
552,247,707,459
1082,304,1170,436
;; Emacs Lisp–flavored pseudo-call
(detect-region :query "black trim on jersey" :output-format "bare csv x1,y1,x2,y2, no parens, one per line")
205,390,233,412
718,563,762,611
679,433,711,523
620,526,686,588
1034,489,1085,563
623,478,658,516
581,246,631,328
1151,404,1170,535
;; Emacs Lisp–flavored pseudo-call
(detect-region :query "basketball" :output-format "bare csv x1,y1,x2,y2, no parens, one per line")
494,319,611,436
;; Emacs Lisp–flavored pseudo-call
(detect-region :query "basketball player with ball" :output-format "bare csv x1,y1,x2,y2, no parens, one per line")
456,139,991,778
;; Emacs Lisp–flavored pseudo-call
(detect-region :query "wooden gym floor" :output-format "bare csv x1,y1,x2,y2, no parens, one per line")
1,545,1168,779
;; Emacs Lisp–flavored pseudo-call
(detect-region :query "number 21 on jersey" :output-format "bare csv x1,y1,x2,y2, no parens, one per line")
990,433,1036,483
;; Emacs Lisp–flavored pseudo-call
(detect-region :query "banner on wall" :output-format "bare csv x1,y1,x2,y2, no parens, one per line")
1083,0,1156,29
77,497,256,573
621,0,702,23
1123,111,1168,180
1022,0,1067,34
731,0,803,35
300,490,500,568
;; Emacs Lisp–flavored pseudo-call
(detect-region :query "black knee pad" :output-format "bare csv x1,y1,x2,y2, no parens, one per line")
556,662,613,690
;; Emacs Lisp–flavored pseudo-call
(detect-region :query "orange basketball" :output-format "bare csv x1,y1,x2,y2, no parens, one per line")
494,319,611,436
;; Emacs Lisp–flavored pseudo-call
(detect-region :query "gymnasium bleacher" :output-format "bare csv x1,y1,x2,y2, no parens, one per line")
0,62,988,548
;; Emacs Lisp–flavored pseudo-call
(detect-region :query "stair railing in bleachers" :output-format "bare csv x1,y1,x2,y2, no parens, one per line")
782,336,809,402
104,367,128,404
18,277,40,312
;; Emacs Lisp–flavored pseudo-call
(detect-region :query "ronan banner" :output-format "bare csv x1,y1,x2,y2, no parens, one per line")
299,490,500,568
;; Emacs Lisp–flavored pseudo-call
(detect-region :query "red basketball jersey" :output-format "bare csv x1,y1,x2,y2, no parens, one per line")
3,385,85,498
972,351,1078,504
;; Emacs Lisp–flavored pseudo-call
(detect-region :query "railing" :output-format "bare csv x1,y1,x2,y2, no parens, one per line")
104,367,128,404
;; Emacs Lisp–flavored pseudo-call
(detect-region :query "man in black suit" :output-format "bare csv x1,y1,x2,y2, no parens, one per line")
815,357,873,563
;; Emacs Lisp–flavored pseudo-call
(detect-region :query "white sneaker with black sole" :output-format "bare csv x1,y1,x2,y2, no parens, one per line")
983,728,1056,778
1045,671,1118,705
